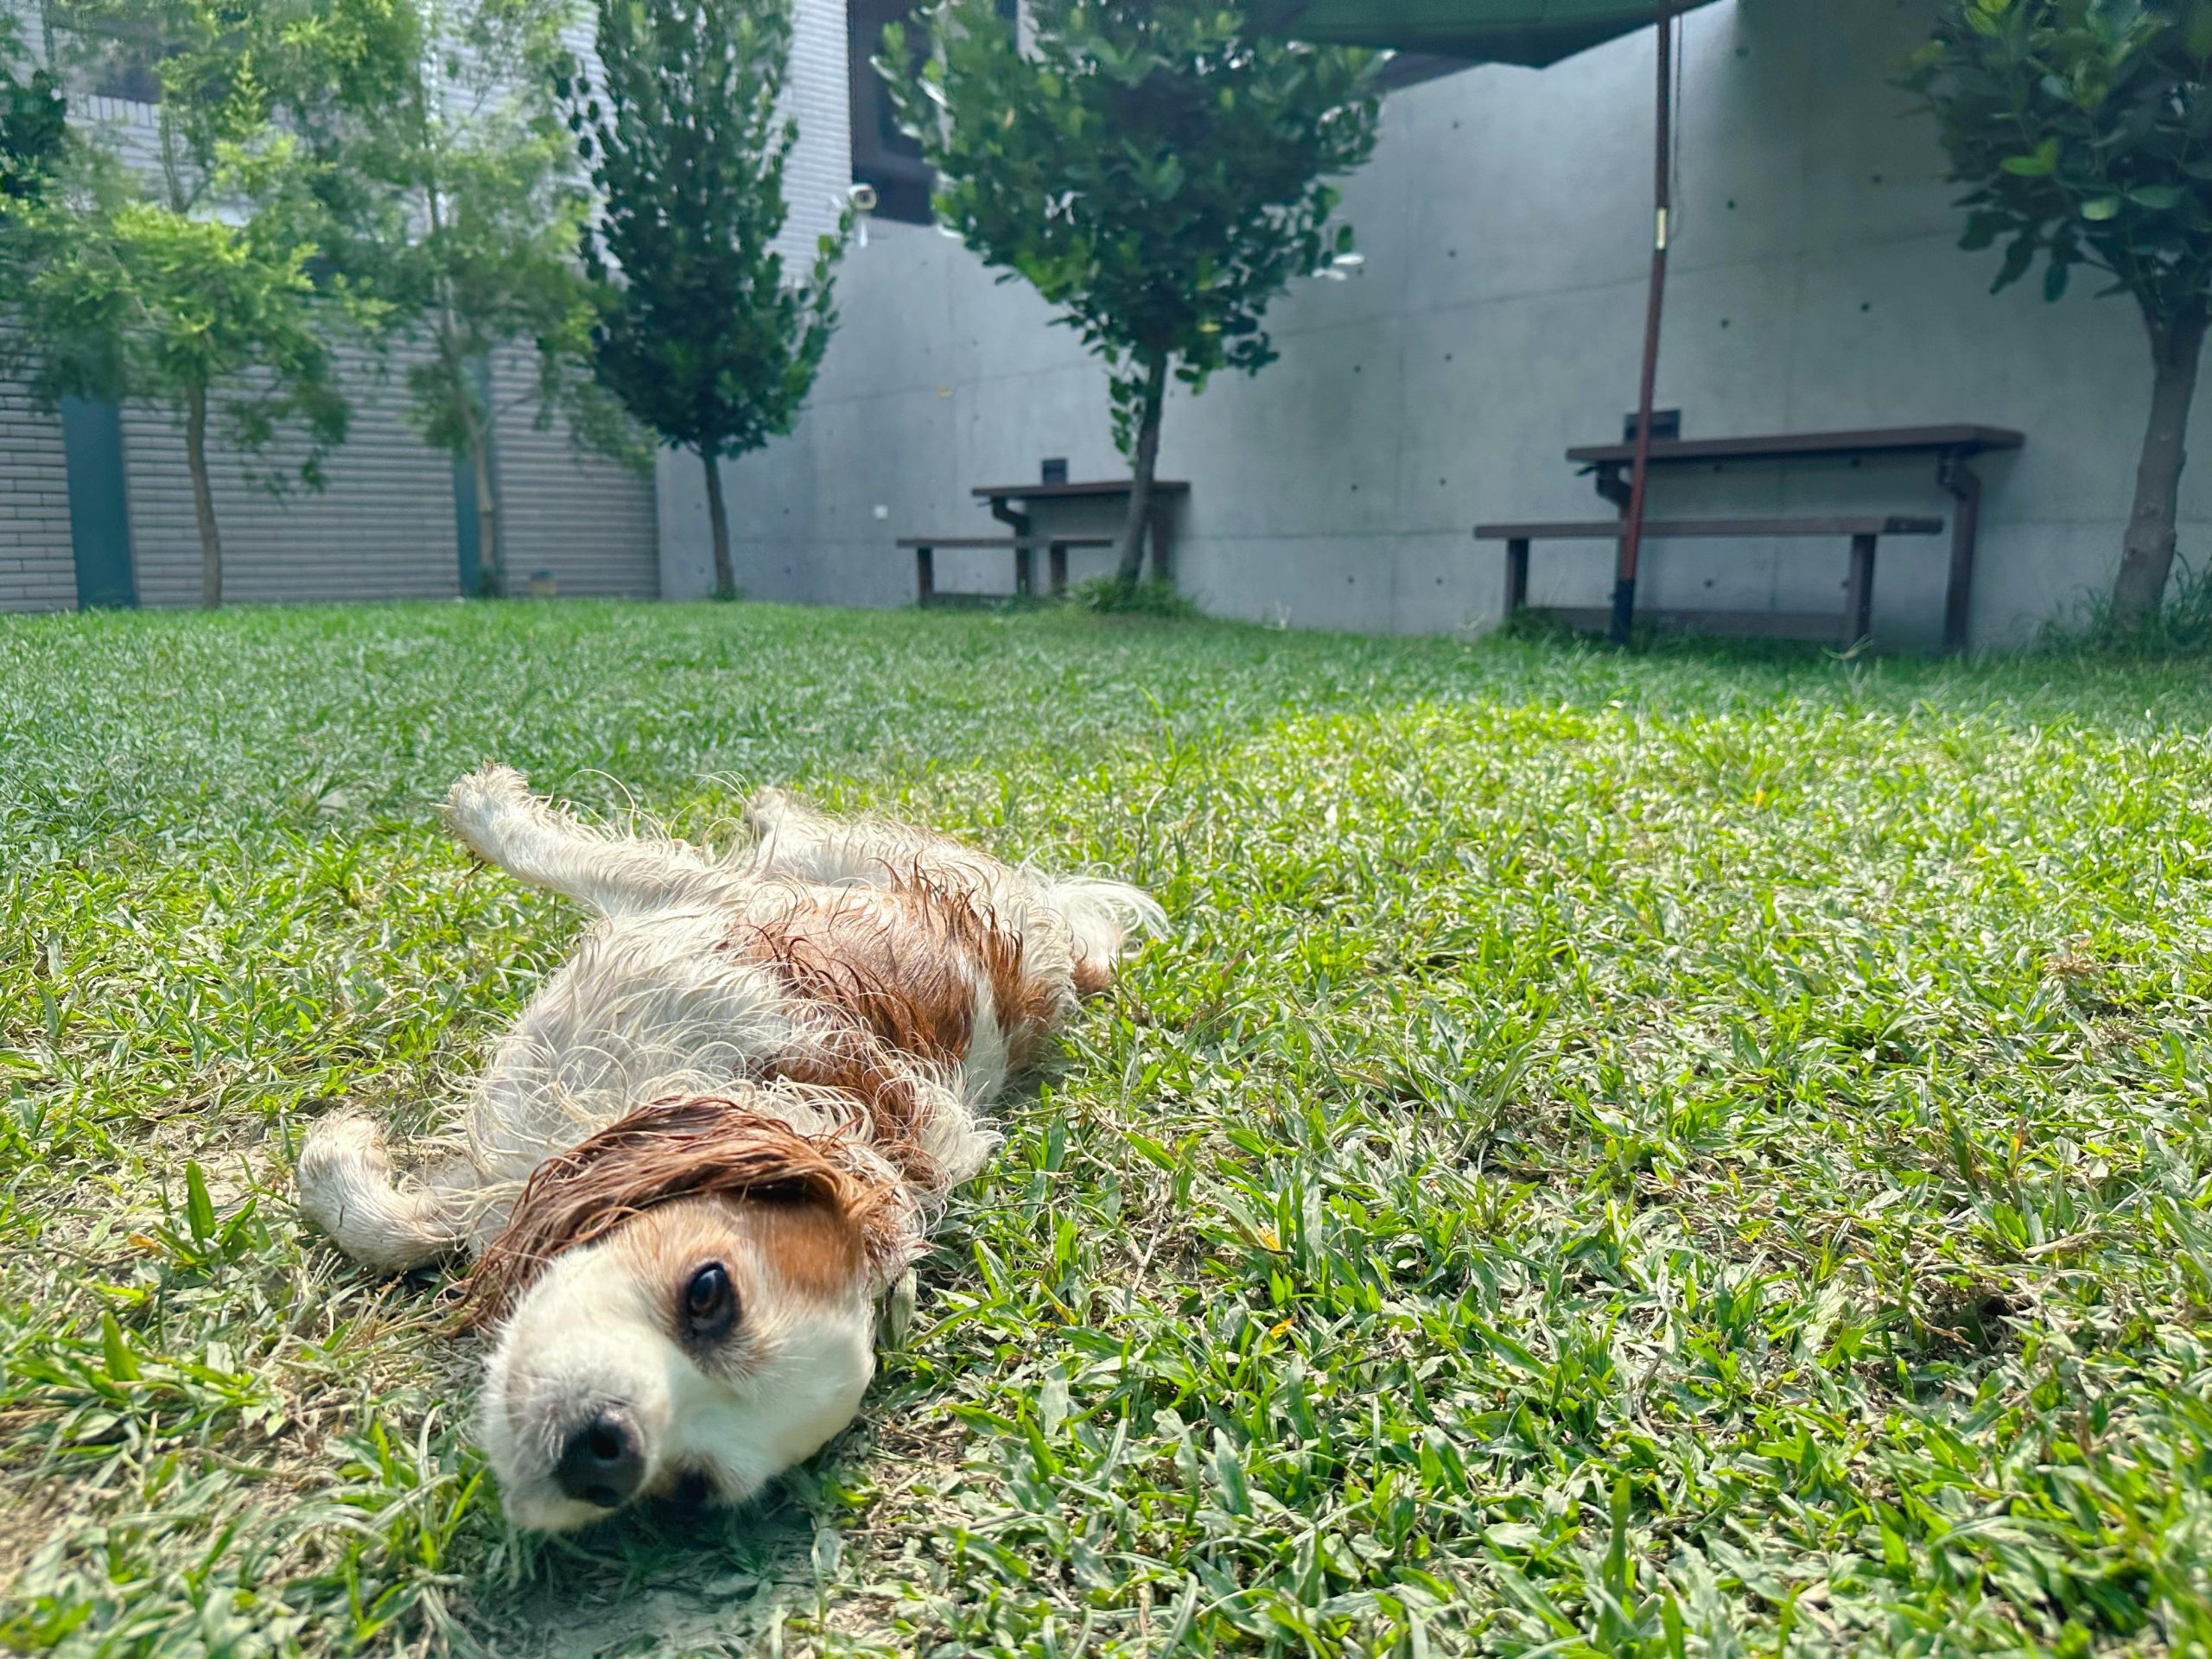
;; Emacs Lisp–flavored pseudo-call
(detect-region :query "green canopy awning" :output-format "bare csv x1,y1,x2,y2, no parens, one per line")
1252,0,1718,68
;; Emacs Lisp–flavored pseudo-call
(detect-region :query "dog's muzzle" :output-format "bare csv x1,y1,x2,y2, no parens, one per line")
556,1408,645,1509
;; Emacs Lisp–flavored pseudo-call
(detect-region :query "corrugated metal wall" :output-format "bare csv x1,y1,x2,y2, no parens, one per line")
0,375,76,612
2,13,663,614
491,353,658,598
119,350,464,608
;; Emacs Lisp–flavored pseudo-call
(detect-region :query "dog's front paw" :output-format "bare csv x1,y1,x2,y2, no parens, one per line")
296,1113,393,1235
443,764,536,858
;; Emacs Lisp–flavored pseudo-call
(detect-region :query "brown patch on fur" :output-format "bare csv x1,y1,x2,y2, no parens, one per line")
747,1197,868,1300
730,886,979,1063
463,1094,901,1324
1071,955,1113,998
728,872,1077,1079
609,1193,866,1318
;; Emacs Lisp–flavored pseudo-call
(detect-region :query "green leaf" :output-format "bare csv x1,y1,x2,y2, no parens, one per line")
185,1160,216,1245
2080,196,2123,220
2044,258,2070,301
2000,151,2055,176
1959,211,2006,250
2188,0,2212,59
100,1311,140,1382
1992,235,2037,292
2126,184,2181,209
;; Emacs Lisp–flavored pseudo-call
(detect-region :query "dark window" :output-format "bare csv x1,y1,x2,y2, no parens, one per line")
849,0,933,225
45,4,166,103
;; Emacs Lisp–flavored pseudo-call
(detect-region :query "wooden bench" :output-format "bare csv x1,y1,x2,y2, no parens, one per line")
1563,425,2023,652
1472,515,1945,645
895,536,1114,603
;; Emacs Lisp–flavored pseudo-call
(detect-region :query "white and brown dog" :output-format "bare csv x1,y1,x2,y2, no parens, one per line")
296,765,1159,1531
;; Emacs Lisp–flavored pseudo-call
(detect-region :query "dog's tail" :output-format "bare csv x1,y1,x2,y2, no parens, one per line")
1048,875,1166,995
296,1115,470,1273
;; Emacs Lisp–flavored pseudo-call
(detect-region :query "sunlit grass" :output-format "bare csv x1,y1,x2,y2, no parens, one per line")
3,601,2210,1656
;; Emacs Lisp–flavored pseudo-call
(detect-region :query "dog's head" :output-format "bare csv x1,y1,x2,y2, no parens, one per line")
467,1097,904,1532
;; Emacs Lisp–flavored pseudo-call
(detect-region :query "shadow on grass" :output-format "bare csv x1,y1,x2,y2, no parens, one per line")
461,1487,824,1658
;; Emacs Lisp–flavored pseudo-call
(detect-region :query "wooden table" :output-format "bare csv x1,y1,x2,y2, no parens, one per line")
1563,425,2024,652
971,479,1191,583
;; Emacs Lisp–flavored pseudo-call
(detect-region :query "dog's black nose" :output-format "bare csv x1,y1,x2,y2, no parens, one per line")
556,1412,644,1510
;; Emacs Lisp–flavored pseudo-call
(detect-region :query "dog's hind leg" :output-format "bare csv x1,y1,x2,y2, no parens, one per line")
296,1116,477,1273
741,787,999,888
1042,874,1167,994
743,788,1163,990
445,765,727,917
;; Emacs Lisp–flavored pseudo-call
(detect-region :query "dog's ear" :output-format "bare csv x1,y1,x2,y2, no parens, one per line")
463,1095,904,1323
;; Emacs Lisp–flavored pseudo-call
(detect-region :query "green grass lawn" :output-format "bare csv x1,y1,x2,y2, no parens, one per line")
3,601,2212,1658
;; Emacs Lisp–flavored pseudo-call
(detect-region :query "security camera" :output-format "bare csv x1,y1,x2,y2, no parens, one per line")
849,183,880,213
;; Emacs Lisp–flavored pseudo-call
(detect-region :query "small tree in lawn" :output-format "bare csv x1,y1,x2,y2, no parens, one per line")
367,0,640,596
562,0,843,600
1905,0,2212,630
887,1,1380,594
10,1,397,607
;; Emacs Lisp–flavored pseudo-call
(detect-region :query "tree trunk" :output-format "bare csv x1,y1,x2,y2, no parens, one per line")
467,420,501,597
702,448,734,599
1111,355,1168,592
183,380,223,609
2113,308,2209,630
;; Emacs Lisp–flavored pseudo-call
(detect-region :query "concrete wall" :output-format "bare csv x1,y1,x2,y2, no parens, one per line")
673,0,2196,649
658,0,856,599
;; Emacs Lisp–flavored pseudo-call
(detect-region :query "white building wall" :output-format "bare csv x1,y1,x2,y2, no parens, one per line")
671,0,2212,650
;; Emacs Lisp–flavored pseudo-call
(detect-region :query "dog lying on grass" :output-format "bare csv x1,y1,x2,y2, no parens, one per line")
296,766,1159,1531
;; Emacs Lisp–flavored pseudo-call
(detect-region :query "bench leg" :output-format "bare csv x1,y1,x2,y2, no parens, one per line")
915,543,935,605
1939,455,1980,654
1503,537,1529,618
1014,543,1034,598
1844,533,1877,646
1049,541,1068,596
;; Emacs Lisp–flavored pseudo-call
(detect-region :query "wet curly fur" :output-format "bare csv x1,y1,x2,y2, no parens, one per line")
296,765,1160,1529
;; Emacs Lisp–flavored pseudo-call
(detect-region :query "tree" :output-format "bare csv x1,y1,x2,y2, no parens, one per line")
9,1,402,607
363,0,639,596
0,16,67,215
887,1,1379,592
1905,0,2212,630
562,0,844,600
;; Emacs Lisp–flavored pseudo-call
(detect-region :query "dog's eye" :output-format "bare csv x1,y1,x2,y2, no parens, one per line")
683,1262,738,1338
